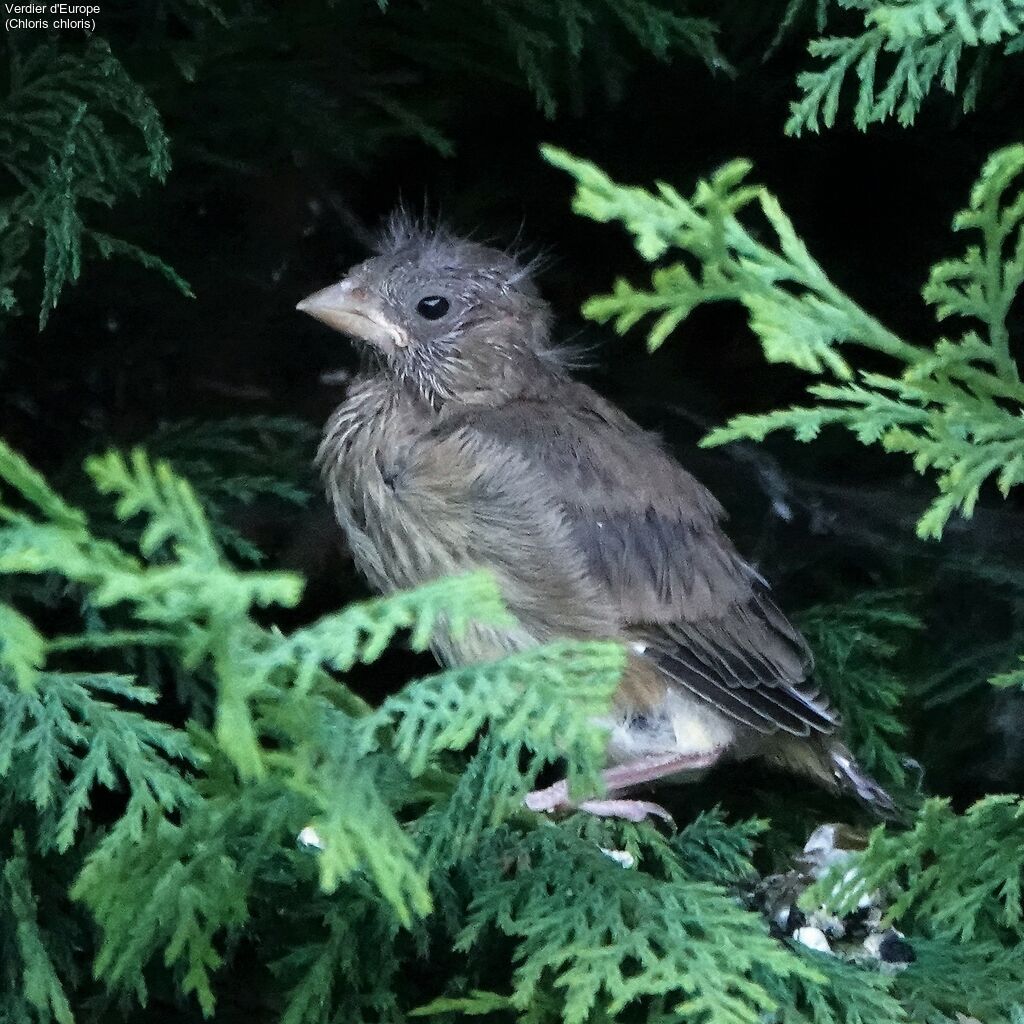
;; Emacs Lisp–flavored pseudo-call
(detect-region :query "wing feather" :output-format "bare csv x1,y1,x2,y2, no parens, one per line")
438,379,837,736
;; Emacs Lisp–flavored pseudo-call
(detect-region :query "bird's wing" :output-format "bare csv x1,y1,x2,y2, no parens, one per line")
440,381,836,737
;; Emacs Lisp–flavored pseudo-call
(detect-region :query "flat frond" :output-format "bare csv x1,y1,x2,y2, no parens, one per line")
787,0,1024,135
807,795,1024,942
0,39,186,328
459,826,819,1024
551,143,1024,539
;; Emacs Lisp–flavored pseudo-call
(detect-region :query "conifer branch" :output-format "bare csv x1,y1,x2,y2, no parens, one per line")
546,142,1024,540
787,0,1024,134
808,795,1024,942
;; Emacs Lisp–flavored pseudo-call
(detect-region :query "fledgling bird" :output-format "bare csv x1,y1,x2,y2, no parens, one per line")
298,215,895,821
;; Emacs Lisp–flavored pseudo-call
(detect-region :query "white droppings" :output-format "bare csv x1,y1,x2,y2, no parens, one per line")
793,927,832,954
803,824,838,858
297,825,325,850
600,848,636,869
802,824,857,878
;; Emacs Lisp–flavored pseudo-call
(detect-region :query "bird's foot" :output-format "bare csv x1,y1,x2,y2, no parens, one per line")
524,779,571,813
524,751,723,824
577,798,674,823
524,781,674,824
524,784,672,823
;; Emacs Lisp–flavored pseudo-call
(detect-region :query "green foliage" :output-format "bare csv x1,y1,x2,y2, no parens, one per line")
273,882,406,1024
471,0,730,118
992,657,1024,689
4,437,1002,1024
0,38,190,330
810,794,1024,942
0,440,621,1017
1,832,76,1024
799,594,919,789
458,824,818,1024
786,0,1024,134
895,938,1024,1023
131,416,318,563
0,670,196,853
670,807,768,884
545,142,1024,542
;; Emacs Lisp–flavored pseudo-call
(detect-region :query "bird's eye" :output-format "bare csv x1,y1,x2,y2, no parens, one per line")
415,295,450,320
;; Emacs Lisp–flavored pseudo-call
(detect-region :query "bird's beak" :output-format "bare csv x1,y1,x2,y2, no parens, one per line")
296,280,409,350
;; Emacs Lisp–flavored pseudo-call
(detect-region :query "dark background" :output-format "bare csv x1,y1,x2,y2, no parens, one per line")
4,0,1024,807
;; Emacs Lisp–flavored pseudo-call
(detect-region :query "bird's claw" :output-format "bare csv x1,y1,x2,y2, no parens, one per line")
524,782,674,824
577,798,675,824
524,780,569,813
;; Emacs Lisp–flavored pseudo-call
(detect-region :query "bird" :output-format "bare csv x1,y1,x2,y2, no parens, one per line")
297,213,896,822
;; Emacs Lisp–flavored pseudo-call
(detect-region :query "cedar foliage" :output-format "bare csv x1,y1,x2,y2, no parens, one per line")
0,37,189,330
1,2,1023,1024
784,0,1024,133
544,59,1024,1018
544,142,1024,542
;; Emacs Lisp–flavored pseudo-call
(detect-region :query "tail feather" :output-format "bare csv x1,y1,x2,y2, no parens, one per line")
827,743,900,820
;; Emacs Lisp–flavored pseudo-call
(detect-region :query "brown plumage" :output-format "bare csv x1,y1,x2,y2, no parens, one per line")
298,214,894,820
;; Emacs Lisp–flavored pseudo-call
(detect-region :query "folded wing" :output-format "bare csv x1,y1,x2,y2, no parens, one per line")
443,379,836,738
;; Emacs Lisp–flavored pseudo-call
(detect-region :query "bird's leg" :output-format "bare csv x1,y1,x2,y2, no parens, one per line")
524,750,723,823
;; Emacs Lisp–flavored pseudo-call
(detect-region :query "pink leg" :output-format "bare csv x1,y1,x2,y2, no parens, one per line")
524,750,722,822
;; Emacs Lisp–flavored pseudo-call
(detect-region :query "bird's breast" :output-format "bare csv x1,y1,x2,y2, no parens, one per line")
319,382,618,664
321,395,498,597
329,429,445,591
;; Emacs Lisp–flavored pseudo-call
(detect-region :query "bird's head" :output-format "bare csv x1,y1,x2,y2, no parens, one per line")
297,213,554,404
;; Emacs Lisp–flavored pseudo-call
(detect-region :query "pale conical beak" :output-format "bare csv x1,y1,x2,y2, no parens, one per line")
296,280,409,350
